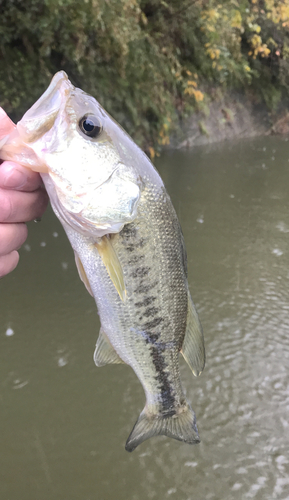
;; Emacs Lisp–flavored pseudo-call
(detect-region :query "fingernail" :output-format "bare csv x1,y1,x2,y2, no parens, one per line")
3,168,27,189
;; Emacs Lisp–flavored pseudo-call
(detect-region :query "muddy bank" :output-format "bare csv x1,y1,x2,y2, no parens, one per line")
169,91,289,149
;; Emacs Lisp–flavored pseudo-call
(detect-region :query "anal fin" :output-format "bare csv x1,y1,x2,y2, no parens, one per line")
181,293,205,376
94,327,124,367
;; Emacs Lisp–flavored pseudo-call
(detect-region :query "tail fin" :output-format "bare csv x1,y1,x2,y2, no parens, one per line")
125,405,200,452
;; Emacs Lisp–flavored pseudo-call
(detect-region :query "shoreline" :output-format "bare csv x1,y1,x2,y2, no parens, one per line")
168,91,289,150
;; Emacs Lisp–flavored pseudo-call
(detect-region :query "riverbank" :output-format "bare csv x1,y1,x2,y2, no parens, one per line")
169,91,289,150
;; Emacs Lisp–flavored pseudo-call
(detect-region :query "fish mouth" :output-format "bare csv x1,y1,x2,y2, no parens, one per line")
17,71,72,144
0,71,73,173
0,72,73,172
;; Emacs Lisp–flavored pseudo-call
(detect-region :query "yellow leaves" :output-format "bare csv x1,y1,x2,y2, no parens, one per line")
244,65,251,72
212,62,223,71
174,71,182,82
184,87,204,102
158,134,170,146
279,4,289,23
158,119,171,146
251,34,262,48
184,76,204,102
148,147,160,159
231,10,242,29
248,44,270,58
247,20,262,33
148,147,155,159
173,68,200,86
265,0,289,26
187,80,197,88
249,33,271,58
265,0,274,11
201,8,220,22
206,46,220,60
261,46,271,57
205,40,225,71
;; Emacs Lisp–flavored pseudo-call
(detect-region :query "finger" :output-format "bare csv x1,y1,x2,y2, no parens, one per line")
0,108,16,137
0,223,28,256
0,161,44,192
0,251,19,278
0,187,49,223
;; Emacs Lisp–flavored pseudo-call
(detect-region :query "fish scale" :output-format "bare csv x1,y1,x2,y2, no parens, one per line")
0,71,205,451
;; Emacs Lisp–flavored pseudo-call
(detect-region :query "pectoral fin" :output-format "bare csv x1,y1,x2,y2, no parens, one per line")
94,327,124,366
181,293,205,376
74,251,93,296
96,236,126,301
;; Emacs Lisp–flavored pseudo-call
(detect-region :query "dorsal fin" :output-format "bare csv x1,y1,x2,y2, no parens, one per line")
181,293,205,376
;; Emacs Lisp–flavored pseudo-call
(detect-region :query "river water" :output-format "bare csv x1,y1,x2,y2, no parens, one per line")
1,136,289,500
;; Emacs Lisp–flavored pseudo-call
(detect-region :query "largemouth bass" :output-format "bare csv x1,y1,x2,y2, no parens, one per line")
0,72,205,451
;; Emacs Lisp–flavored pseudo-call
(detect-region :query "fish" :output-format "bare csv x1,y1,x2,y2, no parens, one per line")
0,71,205,452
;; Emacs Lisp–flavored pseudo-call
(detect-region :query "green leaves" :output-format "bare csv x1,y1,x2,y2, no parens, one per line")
1,0,289,151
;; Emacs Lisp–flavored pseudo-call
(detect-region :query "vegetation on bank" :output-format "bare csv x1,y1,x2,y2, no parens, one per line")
1,0,289,152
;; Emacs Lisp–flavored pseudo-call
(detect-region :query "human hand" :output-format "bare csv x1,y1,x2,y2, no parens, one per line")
0,108,49,277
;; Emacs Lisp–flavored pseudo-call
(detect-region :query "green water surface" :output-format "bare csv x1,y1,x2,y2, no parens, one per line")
1,137,289,500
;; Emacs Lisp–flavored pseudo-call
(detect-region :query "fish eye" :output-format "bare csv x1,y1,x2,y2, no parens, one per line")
79,114,102,138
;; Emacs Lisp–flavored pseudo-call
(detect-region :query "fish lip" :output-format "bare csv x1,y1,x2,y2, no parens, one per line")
17,71,73,144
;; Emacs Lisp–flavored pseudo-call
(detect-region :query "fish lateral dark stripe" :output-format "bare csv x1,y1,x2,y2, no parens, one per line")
142,306,159,318
143,317,163,330
135,237,145,248
143,331,160,344
134,281,158,295
128,255,145,265
150,345,176,412
121,223,138,239
134,296,156,308
131,266,150,278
